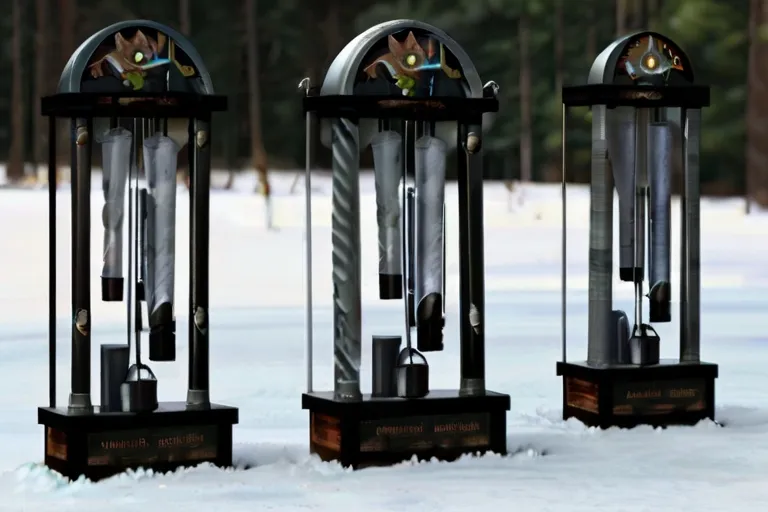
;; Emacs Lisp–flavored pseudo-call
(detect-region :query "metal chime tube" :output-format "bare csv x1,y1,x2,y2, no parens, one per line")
188,118,213,407
586,106,614,365
371,124,403,300
414,133,446,353
331,117,362,401
681,109,702,362
70,117,93,410
607,107,638,282
144,132,180,362
632,108,650,327
648,121,673,323
99,127,131,301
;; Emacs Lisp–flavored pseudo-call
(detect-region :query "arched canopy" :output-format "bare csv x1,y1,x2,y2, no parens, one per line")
588,31,695,86
320,20,483,99
58,20,214,95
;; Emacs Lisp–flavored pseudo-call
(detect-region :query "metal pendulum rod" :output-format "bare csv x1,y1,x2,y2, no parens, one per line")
126,119,137,364
402,120,415,348
134,121,144,367
561,104,567,362
299,77,313,393
400,121,414,354
404,120,416,329
48,116,57,408
633,109,649,329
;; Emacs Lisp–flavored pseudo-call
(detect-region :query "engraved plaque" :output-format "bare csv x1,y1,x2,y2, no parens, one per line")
613,378,706,416
360,413,491,453
87,425,218,467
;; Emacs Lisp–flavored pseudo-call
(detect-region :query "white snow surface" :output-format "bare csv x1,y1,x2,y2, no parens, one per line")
0,171,767,511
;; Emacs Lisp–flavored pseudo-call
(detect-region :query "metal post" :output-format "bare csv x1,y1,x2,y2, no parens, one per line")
48,116,57,408
680,109,701,362
299,78,314,393
331,117,362,401
561,104,567,363
458,123,486,396
69,117,93,411
187,116,212,407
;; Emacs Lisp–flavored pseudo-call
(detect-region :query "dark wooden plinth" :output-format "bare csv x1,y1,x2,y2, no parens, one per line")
302,390,510,468
556,360,718,429
38,401,239,481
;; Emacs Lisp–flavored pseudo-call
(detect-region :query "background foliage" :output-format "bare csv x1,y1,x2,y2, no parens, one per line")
2,0,767,204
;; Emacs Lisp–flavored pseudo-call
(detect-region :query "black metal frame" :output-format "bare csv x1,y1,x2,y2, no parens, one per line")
43,91,226,409
302,92,498,394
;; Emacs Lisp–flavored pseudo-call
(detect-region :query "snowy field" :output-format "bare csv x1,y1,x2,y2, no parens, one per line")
0,170,767,511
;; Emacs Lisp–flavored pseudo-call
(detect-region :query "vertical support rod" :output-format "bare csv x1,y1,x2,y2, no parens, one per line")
561,104,567,363
560,104,568,362
457,122,486,396
680,109,701,362
48,116,57,408
331,117,362,401
69,117,93,411
187,116,212,407
304,108,314,393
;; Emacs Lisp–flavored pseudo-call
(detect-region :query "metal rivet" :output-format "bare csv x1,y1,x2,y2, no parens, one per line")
196,130,208,148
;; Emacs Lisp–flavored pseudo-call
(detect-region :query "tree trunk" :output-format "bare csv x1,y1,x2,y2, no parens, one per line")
616,0,627,36
320,0,343,69
587,0,597,65
519,8,533,183
551,0,564,181
33,0,49,181
179,0,193,188
245,0,269,196
180,0,191,35
554,0,564,101
8,0,25,183
745,0,768,210
646,0,660,30
57,0,77,181
631,0,645,30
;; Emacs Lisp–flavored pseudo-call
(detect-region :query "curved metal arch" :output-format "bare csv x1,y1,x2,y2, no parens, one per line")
587,31,695,85
321,19,483,98
319,20,487,149
57,20,215,94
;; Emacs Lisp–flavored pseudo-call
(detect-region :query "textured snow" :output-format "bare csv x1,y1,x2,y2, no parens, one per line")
0,171,766,511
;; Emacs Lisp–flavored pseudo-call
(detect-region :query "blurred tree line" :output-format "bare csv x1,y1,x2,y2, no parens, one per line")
2,0,767,205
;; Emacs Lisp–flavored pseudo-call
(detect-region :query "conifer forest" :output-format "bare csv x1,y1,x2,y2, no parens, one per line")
1,0,766,206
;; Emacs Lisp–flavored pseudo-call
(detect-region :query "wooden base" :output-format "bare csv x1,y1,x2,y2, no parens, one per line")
38,401,239,481
302,390,510,468
556,360,718,429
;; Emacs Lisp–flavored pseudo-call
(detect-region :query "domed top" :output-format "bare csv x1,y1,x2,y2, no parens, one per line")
320,20,483,99
57,20,214,94
588,31,695,86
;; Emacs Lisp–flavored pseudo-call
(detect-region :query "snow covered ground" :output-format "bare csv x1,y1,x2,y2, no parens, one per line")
0,171,767,511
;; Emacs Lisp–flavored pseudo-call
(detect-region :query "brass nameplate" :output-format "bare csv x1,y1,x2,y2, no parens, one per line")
46,427,68,461
360,413,491,453
565,377,599,413
613,379,706,416
87,425,218,467
310,413,341,452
